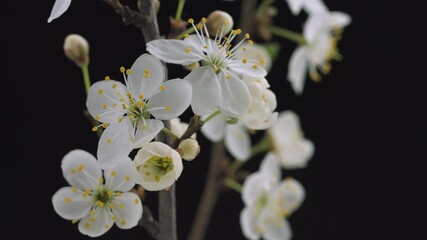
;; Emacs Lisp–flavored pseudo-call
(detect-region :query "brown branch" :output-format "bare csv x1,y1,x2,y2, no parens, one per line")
158,184,177,240
138,205,159,239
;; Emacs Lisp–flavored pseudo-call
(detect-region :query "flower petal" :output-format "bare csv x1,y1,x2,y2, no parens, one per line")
147,79,192,120
133,119,164,149
285,0,305,15
225,124,251,161
218,72,251,117
129,53,165,99
47,0,72,23
304,0,329,15
78,207,113,237
259,153,282,184
61,149,102,190
288,47,308,96
269,111,301,145
184,66,221,115
146,39,204,65
243,111,278,130
97,119,133,170
277,139,314,169
242,172,269,206
327,11,352,28
86,80,128,123
271,177,305,215
228,60,267,78
260,209,292,240
201,112,226,142
304,13,327,43
240,207,260,240
52,187,93,220
105,157,136,192
111,192,143,229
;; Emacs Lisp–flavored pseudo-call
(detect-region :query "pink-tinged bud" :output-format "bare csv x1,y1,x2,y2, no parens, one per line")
63,34,89,66
206,10,234,36
177,138,200,161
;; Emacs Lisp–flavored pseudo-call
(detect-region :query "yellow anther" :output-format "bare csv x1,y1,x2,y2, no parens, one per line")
197,23,203,29
105,224,110,229
134,198,140,204
160,85,165,91
252,64,258,69
185,48,192,53
118,117,123,123
155,175,161,182
98,89,104,94
77,164,84,172
138,94,144,100
99,177,104,184
112,215,117,221
121,103,126,110
248,40,254,45
223,20,228,24
129,115,135,120
72,187,77,193
112,83,117,89
107,191,114,196
101,123,108,128
226,75,231,79
260,58,265,64
236,29,242,34
109,203,115,209
188,18,194,24
117,192,123,196
71,169,76,174
184,34,190,39
120,219,126,226
95,115,100,121
120,66,125,73
126,69,131,75
143,164,149,168
242,58,248,64
64,197,72,203
145,171,151,176
201,17,207,23
101,103,107,110
83,188,90,197
165,106,171,111
243,47,247,51
136,101,145,107
104,76,110,81
95,200,104,207
72,220,78,224
119,203,124,209
226,43,232,48
90,217,96,222
107,138,112,144
226,51,231,56
125,175,130,182
321,63,332,74
245,33,250,39
144,69,150,74
130,136,134,142
309,71,321,82
84,223,91,229
90,210,96,216
126,92,132,98
112,103,117,108
203,45,208,49
111,171,117,176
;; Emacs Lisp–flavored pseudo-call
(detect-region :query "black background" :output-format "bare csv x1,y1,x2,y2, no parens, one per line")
10,0,427,239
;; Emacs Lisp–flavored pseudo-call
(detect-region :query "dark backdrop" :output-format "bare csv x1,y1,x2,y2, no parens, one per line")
11,0,427,239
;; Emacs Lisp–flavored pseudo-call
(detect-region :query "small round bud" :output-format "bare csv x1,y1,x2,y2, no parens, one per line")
63,34,89,66
183,62,200,71
206,10,234,36
177,138,200,161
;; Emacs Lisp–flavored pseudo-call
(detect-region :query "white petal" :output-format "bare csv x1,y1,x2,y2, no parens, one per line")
78,208,114,237
133,119,164,149
304,0,329,15
259,153,281,183
105,157,136,192
260,209,292,240
61,149,102,190
269,111,301,145
129,53,165,99
170,118,191,138
303,13,327,43
47,0,72,23
52,187,93,220
286,0,305,15
146,39,204,65
265,89,277,111
184,66,221,115
242,172,269,206
97,120,134,170
243,111,278,130
277,139,314,169
228,60,267,78
147,79,192,120
225,124,251,161
271,178,305,215
218,72,251,117
240,207,260,240
327,11,352,28
288,47,308,96
86,80,128,123
111,192,143,229
201,112,226,142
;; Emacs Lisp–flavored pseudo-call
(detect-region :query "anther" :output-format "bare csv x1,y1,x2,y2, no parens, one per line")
120,66,125,73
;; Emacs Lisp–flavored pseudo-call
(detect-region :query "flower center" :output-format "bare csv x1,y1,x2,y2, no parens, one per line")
137,156,175,183
94,186,114,207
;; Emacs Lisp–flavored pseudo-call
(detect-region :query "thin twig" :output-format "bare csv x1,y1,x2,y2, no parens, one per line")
138,205,160,239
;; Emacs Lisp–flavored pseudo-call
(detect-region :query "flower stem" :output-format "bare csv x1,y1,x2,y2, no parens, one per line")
80,63,91,96
176,27,195,39
224,178,242,193
257,0,275,14
175,0,186,20
270,26,306,45
162,127,179,142
203,110,221,124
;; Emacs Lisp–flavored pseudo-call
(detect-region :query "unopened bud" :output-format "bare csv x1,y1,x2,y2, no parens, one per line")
206,10,234,36
183,62,200,71
177,138,200,161
63,34,89,66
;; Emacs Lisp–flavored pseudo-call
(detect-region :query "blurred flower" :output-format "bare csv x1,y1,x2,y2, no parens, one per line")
134,142,183,191
267,111,314,169
235,43,273,72
63,34,89,66
285,0,328,15
48,0,72,23
52,150,142,237
147,17,267,116
86,54,192,169
240,153,305,240
206,10,234,36
288,10,351,95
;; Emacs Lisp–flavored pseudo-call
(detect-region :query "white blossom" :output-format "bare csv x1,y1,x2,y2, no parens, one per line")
48,0,72,23
235,43,273,72
52,150,142,237
285,0,328,16
288,10,351,95
134,142,183,191
147,17,268,116
268,111,314,169
86,54,192,169
240,153,305,240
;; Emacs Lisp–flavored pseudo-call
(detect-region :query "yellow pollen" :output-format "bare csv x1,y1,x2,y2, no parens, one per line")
77,164,84,172
188,18,194,24
95,115,100,121
130,136,134,142
248,40,254,45
260,58,265,64
104,76,110,81
84,223,90,229
145,171,151,176
236,29,242,34
64,197,71,203
144,69,150,74
310,71,321,82
165,106,171,111
203,45,208,49
226,75,231,79
223,20,228,24
184,34,190,39
98,89,104,94
138,94,144,100
245,33,250,39
109,203,115,209
122,103,127,110
119,203,124,209
134,198,140,205
242,58,248,64
101,103,107,109
99,177,104,184
126,69,131,75
112,215,117,221
90,217,95,222
136,101,145,107
226,43,232,48
201,17,207,23
95,200,104,207
70,169,76,174
129,115,135,120
226,51,231,56
160,85,165,91
252,64,258,69
72,187,77,193
120,66,125,73
117,192,123,196
155,175,161,182
107,138,112,144
321,63,332,74
120,219,126,226
83,189,90,197
118,117,123,123
72,220,78,224
143,164,149,168
105,224,110,229
125,175,130,182
107,191,114,196
185,48,192,53
126,92,132,98
90,210,96,216
197,23,203,29
112,83,117,89
111,171,117,176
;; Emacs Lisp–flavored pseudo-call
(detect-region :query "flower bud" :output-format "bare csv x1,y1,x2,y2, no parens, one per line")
63,34,89,66
177,138,200,161
206,10,234,36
